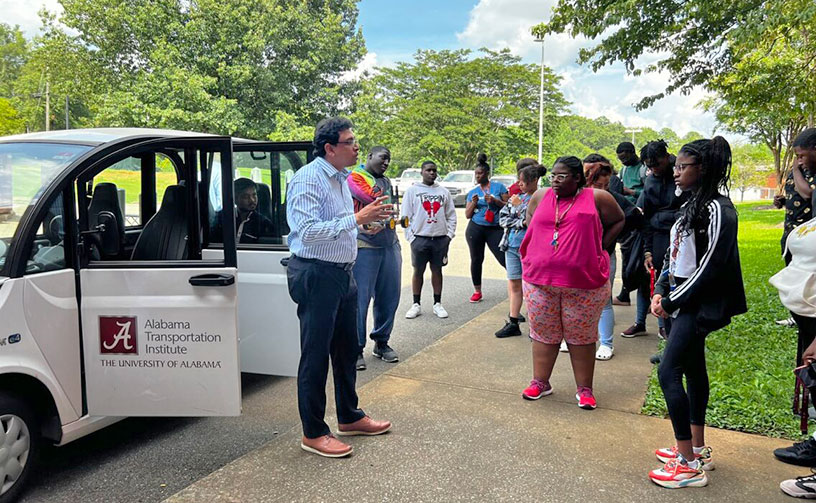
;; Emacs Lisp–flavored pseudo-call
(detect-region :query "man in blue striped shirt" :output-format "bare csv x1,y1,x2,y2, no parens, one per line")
287,117,395,458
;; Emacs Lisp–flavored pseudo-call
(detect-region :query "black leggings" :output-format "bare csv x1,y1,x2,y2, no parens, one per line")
465,221,506,286
795,313,816,367
658,310,709,441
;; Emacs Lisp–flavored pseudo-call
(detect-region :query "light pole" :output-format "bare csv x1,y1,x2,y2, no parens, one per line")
535,37,545,164
624,127,642,146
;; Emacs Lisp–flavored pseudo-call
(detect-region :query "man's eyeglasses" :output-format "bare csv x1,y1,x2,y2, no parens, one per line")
335,139,359,147
547,173,571,183
673,162,699,172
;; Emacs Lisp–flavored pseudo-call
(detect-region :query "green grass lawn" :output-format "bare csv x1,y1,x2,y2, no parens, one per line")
641,201,805,439
94,170,178,205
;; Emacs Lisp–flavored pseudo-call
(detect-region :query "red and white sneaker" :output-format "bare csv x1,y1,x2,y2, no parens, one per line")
522,379,553,400
575,386,596,410
655,445,714,470
469,291,483,303
649,455,708,489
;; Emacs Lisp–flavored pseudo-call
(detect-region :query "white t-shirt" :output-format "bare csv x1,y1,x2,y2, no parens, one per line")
669,220,697,280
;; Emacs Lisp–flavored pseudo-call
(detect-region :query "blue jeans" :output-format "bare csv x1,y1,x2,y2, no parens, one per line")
636,281,665,329
353,245,402,351
599,252,616,347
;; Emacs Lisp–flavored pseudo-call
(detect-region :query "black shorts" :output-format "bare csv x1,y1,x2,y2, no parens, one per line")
411,235,450,268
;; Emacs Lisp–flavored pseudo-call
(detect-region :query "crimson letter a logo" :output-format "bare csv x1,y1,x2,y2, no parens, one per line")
99,316,138,355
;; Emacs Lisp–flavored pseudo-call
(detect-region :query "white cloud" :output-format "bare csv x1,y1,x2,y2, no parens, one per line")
341,51,378,82
1,0,63,36
458,0,718,137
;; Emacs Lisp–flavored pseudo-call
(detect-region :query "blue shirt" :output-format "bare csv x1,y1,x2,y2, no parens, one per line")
286,157,358,263
467,182,508,227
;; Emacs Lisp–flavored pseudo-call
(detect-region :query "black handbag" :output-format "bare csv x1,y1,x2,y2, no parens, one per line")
620,232,647,291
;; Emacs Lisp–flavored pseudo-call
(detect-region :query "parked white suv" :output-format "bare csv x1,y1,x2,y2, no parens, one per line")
395,169,422,198
440,170,477,207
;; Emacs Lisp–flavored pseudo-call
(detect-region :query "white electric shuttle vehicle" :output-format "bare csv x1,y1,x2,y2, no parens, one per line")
0,128,307,501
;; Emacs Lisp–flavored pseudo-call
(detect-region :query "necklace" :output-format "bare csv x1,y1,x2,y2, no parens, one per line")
551,189,581,250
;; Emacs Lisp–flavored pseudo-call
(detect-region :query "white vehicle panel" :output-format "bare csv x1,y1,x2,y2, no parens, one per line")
0,277,79,423
80,268,241,416
203,249,300,376
23,269,82,417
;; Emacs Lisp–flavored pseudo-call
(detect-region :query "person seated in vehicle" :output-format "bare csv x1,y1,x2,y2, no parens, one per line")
214,177,275,244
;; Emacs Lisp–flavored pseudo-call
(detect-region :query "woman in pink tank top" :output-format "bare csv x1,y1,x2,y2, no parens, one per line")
519,156,624,409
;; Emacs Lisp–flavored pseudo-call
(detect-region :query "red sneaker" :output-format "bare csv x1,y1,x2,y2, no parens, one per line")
649,456,708,488
521,379,553,400
575,386,596,410
469,291,483,303
655,446,714,470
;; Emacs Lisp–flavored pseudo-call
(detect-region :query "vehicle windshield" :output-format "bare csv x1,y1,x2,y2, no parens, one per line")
0,142,91,273
401,171,421,180
445,173,473,183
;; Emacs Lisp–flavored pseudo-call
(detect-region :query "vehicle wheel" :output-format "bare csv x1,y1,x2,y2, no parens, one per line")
0,394,40,503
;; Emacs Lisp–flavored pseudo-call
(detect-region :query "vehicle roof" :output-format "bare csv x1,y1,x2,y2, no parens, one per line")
447,170,475,174
0,127,254,146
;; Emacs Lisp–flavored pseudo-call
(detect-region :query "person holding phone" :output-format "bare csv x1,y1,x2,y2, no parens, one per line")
465,153,508,303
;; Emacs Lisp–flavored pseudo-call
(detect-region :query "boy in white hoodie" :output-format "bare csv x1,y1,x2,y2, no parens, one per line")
401,161,457,319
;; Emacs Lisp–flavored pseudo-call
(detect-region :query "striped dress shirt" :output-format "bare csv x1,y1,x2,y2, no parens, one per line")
286,156,358,263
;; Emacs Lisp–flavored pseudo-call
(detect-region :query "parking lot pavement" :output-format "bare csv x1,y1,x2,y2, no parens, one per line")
166,297,803,503
21,274,507,503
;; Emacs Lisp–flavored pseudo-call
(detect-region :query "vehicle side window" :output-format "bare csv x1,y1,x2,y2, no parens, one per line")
25,193,67,274
210,149,305,246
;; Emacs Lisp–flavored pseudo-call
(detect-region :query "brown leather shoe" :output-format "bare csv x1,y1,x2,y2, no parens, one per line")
612,297,631,306
300,434,353,458
337,415,391,436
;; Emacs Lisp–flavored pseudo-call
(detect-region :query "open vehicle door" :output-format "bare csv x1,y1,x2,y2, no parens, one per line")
202,141,311,376
76,137,241,416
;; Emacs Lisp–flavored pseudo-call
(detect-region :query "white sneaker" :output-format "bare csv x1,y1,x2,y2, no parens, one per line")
595,345,614,360
776,316,796,327
432,303,449,318
559,340,569,352
405,303,421,319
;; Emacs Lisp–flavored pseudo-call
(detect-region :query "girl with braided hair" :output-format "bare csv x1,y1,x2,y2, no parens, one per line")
647,136,747,489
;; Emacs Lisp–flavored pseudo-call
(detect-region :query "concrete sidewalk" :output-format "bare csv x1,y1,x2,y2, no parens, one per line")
166,300,808,502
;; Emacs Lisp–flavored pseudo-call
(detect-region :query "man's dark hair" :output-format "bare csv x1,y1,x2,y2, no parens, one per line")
234,177,256,195
793,128,816,150
554,155,587,187
616,141,635,154
312,117,354,158
640,139,670,165
369,145,390,156
420,160,437,170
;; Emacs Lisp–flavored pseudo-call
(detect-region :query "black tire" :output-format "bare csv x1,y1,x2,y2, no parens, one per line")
0,393,41,503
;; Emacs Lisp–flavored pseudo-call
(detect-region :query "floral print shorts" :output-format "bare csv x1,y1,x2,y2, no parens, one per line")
522,281,610,345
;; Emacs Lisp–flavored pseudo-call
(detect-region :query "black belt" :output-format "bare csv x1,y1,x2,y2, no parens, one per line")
415,235,447,240
291,255,355,271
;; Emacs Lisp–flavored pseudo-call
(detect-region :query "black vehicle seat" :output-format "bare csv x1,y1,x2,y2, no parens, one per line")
88,182,125,258
256,183,274,222
131,185,189,260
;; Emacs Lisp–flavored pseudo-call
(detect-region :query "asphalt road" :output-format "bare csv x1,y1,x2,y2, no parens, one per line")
21,274,509,503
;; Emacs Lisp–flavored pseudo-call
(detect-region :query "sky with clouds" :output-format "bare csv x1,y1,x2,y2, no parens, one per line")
5,0,715,137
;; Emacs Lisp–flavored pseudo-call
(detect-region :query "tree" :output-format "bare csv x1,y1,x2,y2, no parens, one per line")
731,143,774,201
351,48,568,173
266,111,314,142
534,0,816,110
0,98,24,135
0,23,28,98
49,0,366,137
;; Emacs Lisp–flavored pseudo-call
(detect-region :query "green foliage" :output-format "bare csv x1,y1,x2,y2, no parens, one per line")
0,23,28,97
47,0,366,138
266,111,314,142
534,0,816,111
731,143,775,201
0,98,24,135
351,48,568,174
642,202,804,439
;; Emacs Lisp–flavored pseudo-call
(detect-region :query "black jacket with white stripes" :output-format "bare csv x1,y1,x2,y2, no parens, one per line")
655,194,747,332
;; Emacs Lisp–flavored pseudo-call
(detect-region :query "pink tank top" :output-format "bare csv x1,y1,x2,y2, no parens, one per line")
520,188,609,289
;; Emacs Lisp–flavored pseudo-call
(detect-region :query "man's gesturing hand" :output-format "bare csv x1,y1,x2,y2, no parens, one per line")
355,196,394,225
